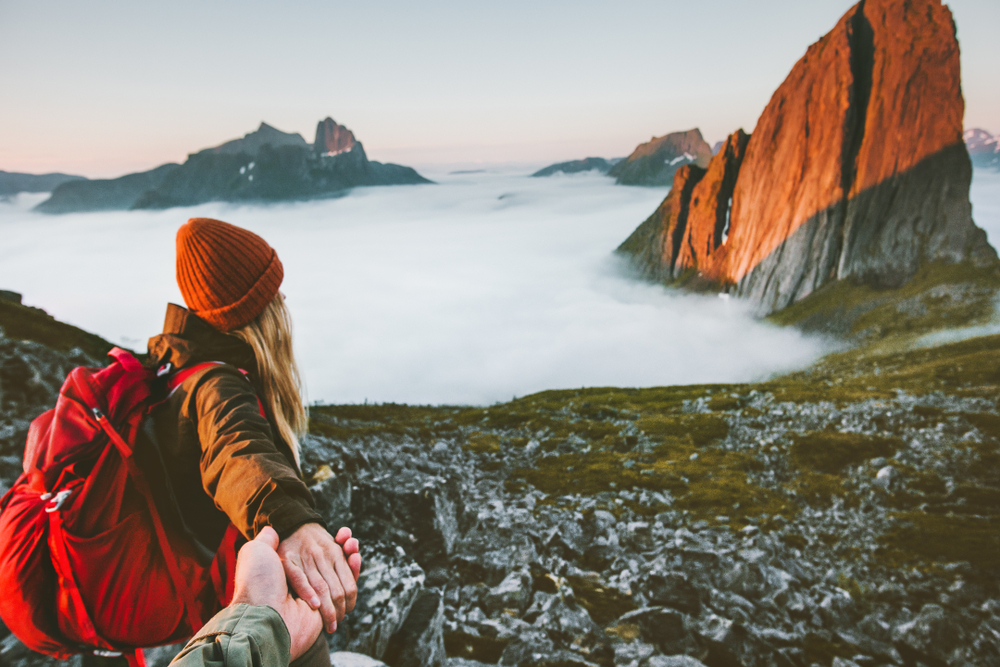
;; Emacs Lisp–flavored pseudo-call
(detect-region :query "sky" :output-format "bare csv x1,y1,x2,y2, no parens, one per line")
2,0,998,177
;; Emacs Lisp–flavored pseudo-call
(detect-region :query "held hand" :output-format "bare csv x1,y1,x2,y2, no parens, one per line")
334,527,362,581
277,523,358,633
231,527,323,662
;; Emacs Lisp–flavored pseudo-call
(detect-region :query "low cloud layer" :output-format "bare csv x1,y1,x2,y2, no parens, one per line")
1,172,847,404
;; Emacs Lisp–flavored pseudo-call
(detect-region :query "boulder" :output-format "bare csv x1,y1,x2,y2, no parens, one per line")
329,543,426,660
331,653,389,667
482,569,533,617
615,608,699,656
647,573,701,615
695,615,791,667
384,589,446,667
351,472,463,568
893,603,968,666
646,658,707,667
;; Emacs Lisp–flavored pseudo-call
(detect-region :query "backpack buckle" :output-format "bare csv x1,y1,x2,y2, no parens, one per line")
93,650,123,657
156,362,173,377
44,489,72,513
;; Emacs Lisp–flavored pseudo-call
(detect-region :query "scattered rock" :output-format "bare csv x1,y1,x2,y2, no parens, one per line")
384,589,446,667
329,543,426,660
331,652,389,667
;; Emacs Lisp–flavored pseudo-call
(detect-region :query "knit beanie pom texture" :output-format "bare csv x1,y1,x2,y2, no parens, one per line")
176,217,283,331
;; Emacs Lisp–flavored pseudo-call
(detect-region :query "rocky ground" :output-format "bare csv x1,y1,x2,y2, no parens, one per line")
1,297,999,667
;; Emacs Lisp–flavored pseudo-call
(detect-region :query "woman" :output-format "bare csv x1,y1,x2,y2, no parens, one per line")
144,217,359,666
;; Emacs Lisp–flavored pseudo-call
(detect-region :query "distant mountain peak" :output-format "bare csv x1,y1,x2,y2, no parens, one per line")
314,118,357,156
201,122,307,156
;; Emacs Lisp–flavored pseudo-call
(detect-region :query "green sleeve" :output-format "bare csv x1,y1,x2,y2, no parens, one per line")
169,604,291,667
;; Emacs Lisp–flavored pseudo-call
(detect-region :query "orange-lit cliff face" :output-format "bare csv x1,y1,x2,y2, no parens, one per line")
314,118,357,155
617,0,995,313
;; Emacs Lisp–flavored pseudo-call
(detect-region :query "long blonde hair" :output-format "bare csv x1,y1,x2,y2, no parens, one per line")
228,293,307,467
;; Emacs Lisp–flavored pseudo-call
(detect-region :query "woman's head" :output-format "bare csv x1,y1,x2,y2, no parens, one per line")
175,217,307,464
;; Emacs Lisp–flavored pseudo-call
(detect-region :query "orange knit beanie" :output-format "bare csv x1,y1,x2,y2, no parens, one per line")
175,217,284,331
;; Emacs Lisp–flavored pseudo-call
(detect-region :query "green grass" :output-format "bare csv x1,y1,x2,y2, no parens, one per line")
770,260,1000,342
789,432,900,473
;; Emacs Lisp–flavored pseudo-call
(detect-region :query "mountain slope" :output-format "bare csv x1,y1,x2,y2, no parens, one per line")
36,117,431,214
617,0,995,314
0,171,86,196
608,129,712,186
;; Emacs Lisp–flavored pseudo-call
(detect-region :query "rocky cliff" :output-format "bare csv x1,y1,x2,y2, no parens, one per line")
609,129,712,187
617,0,996,314
315,118,358,155
36,118,431,214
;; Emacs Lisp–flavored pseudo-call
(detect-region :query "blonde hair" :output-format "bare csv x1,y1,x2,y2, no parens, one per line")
228,293,308,467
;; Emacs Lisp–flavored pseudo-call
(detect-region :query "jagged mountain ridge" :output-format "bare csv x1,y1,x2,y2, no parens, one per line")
35,117,430,214
617,0,996,314
608,129,712,187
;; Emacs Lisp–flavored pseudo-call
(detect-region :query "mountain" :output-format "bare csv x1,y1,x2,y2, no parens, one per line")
531,157,619,177
197,121,307,155
617,0,995,314
608,129,712,186
966,128,1000,170
35,117,431,214
0,171,86,197
34,163,180,214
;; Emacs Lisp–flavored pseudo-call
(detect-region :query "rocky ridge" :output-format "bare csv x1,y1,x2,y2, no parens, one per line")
35,117,430,214
609,130,712,187
616,0,996,314
2,296,999,667
0,171,86,197
532,158,619,178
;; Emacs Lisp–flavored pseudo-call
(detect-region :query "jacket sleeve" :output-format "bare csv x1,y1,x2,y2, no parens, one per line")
169,604,290,667
192,368,323,539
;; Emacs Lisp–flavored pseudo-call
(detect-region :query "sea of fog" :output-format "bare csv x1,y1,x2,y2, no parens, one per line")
3,167,995,405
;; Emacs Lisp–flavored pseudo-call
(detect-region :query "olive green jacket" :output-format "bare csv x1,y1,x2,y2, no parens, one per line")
144,304,322,547
169,604,290,667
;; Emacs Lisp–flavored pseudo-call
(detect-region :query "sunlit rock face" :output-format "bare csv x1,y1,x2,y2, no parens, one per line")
315,117,358,156
618,0,996,313
609,129,713,187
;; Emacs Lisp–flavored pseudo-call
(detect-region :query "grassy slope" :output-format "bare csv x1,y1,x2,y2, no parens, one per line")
0,297,115,359
310,328,1000,576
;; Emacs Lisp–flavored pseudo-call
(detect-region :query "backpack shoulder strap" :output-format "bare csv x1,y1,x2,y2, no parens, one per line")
163,362,265,418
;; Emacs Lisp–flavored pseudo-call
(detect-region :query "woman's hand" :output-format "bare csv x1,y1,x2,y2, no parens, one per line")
232,527,323,661
277,523,359,633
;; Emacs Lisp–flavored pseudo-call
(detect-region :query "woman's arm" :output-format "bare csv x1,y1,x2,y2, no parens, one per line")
192,368,359,632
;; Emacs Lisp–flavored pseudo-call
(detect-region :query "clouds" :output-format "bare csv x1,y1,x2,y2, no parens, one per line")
1,171,830,404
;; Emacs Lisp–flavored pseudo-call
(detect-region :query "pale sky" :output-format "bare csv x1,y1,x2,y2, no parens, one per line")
2,0,998,177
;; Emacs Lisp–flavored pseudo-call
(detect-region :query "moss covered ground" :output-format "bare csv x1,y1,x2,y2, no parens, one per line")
311,329,1000,580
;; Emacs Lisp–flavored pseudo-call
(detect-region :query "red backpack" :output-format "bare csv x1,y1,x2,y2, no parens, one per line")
0,348,246,667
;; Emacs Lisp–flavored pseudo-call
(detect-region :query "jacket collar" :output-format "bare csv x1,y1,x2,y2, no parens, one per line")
147,303,258,374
